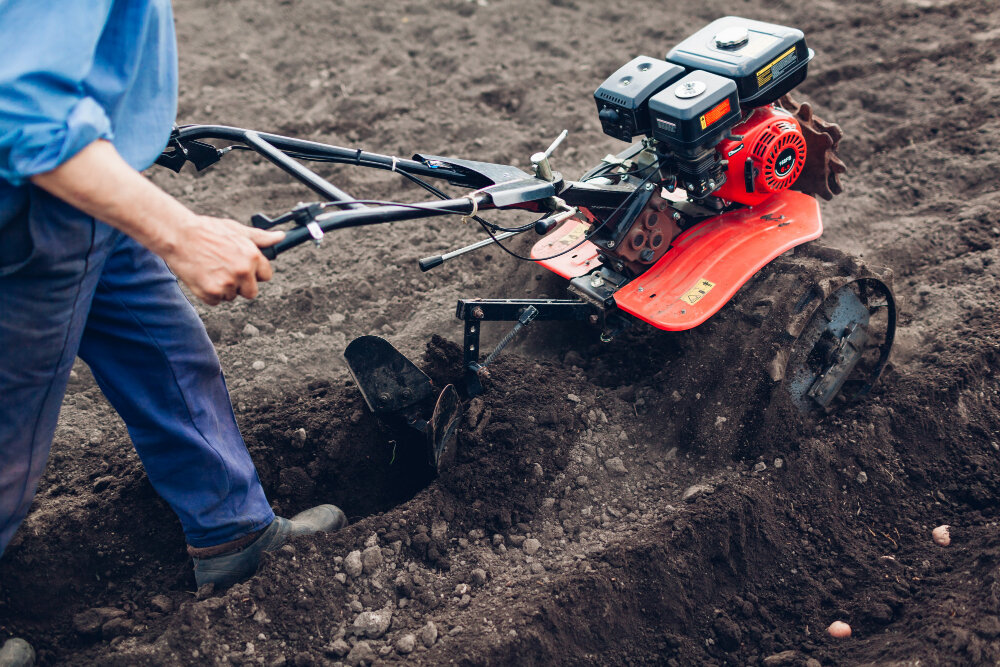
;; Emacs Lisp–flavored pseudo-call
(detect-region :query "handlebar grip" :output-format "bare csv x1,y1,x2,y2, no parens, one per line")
418,255,444,272
260,226,311,260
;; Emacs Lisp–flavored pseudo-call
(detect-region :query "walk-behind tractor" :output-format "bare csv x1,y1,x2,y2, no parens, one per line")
158,17,896,471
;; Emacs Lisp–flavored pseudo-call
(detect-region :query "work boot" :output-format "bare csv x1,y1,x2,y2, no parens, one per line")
191,505,347,590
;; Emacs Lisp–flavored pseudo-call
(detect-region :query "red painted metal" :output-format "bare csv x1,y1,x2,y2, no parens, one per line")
530,218,603,279
613,190,822,331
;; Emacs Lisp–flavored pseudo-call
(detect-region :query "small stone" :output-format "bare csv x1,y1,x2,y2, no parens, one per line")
664,447,678,461
349,600,364,613
0,638,35,667
604,458,628,475
353,609,392,639
566,393,581,403
932,525,951,547
243,323,260,337
805,660,822,667
431,520,448,541
458,595,471,608
346,640,376,667
773,458,784,469
101,617,134,639
470,568,488,587
328,639,350,657
92,475,115,493
73,607,126,636
827,620,852,638
251,360,266,371
753,461,767,473
293,428,307,442
531,463,544,478
147,598,175,620
344,550,363,578
361,545,383,573
523,538,541,556
334,573,347,584
448,626,464,636
682,484,713,502
856,471,868,484
762,650,800,666
395,633,416,655
419,621,438,647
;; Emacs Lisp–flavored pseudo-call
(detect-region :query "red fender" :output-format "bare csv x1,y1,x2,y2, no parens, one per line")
532,189,822,331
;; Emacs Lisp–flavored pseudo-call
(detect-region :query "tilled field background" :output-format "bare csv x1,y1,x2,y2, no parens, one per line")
3,0,1000,665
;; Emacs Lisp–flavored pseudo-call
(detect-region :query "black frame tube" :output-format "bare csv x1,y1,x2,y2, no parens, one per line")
243,131,365,208
264,196,486,258
174,124,475,185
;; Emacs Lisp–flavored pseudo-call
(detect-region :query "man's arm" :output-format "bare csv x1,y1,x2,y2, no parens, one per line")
31,139,284,305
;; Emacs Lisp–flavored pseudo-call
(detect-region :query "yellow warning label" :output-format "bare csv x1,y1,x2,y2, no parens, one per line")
556,222,589,247
756,46,796,87
681,278,716,305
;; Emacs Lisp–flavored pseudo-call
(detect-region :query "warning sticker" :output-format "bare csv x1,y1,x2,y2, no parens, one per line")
756,46,797,88
699,98,732,131
554,222,589,247
681,278,716,305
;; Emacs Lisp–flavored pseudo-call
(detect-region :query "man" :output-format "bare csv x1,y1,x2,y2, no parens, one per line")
0,0,345,602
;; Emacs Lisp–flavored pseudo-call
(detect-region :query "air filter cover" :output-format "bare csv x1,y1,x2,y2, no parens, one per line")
666,16,813,107
594,57,686,141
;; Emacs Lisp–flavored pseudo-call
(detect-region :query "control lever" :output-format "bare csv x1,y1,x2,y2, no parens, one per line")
530,129,569,182
533,200,577,235
418,230,525,272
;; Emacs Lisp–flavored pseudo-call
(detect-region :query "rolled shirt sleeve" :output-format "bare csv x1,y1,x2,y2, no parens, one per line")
0,1,115,185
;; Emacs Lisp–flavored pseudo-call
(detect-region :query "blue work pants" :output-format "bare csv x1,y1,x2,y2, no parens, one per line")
0,186,273,554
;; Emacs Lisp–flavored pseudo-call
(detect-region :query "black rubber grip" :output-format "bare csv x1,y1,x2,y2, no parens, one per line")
418,255,444,272
534,217,559,235
261,226,310,260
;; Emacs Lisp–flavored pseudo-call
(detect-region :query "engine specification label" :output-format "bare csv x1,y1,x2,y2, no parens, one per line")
756,46,798,88
681,278,716,305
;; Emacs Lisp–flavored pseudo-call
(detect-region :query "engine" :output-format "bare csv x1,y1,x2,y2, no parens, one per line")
594,16,812,206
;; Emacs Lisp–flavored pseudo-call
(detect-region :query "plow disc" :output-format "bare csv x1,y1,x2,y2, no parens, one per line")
344,336,462,473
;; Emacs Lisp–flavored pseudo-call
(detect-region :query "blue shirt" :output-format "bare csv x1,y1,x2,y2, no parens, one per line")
0,0,177,188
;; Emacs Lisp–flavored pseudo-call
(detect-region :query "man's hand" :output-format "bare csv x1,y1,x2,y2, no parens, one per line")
31,139,284,306
160,216,284,305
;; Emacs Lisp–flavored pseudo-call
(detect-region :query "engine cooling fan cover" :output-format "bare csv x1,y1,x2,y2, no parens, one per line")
752,118,807,192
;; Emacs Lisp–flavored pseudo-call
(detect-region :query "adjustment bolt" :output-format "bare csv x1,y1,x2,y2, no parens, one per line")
644,182,654,190
606,240,616,248
472,306,484,319
588,314,600,325
590,273,605,288
378,392,391,403
672,211,681,221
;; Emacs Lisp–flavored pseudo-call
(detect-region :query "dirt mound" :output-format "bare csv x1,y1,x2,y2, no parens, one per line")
4,0,1000,665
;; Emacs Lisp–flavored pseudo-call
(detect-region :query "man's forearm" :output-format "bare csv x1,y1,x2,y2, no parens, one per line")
29,139,284,305
30,139,193,256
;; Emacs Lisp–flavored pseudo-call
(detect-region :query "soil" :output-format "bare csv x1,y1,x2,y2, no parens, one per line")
3,0,1000,665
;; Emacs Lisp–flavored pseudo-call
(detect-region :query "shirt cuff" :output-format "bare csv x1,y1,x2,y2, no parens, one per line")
5,96,113,185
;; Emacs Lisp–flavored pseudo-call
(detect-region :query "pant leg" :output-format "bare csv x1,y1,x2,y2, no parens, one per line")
77,233,273,548
0,188,115,556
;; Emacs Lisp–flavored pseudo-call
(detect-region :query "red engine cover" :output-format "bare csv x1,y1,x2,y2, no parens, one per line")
715,106,806,206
